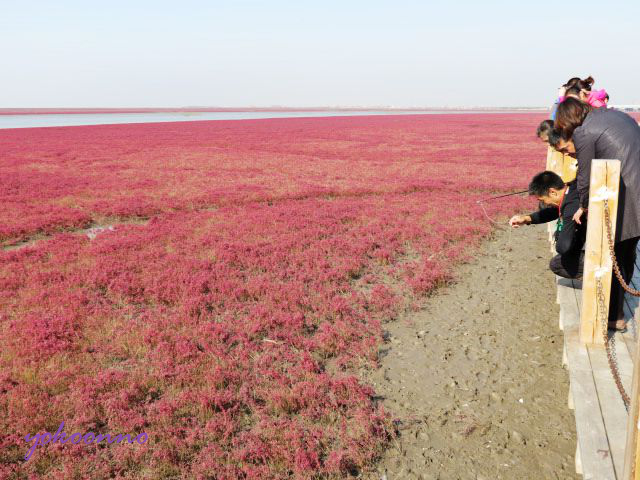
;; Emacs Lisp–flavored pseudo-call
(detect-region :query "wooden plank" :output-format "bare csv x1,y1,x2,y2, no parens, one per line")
626,324,639,350
571,371,617,479
577,442,583,475
561,153,578,183
559,300,578,329
557,275,564,306
551,164,624,477
568,382,574,408
557,276,583,289
613,331,636,381
580,160,622,345
561,277,630,479
547,148,564,176
623,330,637,360
558,287,562,306
623,332,640,479
565,323,617,479
545,147,561,246
553,150,565,176
566,322,594,372
546,145,554,171
559,278,581,367
558,279,582,329
589,344,632,478
558,281,584,302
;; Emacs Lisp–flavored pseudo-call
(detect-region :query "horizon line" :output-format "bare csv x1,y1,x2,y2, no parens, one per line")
0,106,553,115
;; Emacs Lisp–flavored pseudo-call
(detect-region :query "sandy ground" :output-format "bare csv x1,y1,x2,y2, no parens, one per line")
364,224,579,480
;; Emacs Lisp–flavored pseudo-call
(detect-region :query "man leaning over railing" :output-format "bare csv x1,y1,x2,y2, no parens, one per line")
509,170,587,280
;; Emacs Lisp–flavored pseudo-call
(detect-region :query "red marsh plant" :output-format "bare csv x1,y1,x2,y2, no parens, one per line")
0,114,542,478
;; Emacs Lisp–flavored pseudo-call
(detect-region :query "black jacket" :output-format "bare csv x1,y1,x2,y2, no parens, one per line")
529,180,586,255
573,108,640,242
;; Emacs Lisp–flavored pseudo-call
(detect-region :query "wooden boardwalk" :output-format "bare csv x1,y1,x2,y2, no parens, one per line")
556,258,640,479
544,149,640,478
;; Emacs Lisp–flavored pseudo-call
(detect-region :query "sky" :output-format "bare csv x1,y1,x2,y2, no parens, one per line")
2,0,639,108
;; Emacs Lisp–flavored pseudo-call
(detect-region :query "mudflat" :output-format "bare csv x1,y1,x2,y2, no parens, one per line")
366,224,579,480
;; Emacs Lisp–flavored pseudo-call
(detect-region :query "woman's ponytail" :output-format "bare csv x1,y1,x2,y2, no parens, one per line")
563,75,595,91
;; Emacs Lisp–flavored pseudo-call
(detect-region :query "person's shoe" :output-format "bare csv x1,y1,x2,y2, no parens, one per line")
608,320,627,332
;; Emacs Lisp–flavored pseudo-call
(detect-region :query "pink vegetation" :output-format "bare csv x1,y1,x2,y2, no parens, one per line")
0,114,543,478
1,114,542,246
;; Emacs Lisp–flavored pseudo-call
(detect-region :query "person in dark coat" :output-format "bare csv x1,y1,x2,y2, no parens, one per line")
510,171,586,279
555,98,640,328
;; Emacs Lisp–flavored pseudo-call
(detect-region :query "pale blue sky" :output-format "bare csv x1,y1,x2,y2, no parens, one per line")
1,0,639,108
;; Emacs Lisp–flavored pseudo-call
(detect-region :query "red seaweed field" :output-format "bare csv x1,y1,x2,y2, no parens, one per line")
0,114,544,478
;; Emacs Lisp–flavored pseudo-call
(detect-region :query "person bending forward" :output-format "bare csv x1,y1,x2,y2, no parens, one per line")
510,171,585,279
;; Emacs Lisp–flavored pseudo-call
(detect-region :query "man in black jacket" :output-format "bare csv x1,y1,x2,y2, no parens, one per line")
509,171,585,279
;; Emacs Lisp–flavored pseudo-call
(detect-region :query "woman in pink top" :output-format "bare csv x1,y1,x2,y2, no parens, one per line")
557,75,609,108
551,75,607,120
562,85,609,108
585,88,609,107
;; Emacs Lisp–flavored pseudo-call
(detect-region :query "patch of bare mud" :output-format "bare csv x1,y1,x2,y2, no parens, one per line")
363,225,578,480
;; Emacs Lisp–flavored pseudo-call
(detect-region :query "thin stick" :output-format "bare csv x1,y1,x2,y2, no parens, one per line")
477,201,507,229
476,189,529,204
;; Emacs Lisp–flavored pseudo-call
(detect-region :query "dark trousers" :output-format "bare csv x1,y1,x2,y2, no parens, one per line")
609,236,640,322
550,251,584,280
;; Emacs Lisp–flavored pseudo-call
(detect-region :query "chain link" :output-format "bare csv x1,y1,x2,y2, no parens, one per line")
596,276,630,411
597,198,637,411
604,198,640,297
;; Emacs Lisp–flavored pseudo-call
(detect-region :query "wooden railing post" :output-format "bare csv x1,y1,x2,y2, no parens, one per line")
624,333,640,479
545,149,576,248
545,146,577,182
546,145,555,171
561,153,578,183
546,147,565,245
546,147,555,243
579,159,621,345
545,147,564,180
552,150,563,176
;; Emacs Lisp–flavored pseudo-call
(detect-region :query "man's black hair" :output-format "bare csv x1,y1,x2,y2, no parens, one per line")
536,119,554,138
528,171,565,197
547,128,571,149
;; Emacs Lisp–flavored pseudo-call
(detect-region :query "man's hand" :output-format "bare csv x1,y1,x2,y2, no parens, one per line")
558,86,567,98
509,214,532,228
573,207,585,225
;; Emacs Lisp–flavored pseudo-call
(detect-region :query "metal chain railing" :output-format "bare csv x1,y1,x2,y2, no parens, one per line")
604,198,640,297
596,275,630,411
597,198,640,412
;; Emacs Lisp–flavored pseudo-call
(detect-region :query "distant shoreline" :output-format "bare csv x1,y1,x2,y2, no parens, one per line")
0,106,549,116
0,110,550,130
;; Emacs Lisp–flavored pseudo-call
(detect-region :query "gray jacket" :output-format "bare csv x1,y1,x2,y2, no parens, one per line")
573,108,640,242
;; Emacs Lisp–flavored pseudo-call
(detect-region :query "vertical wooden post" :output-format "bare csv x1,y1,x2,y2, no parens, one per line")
546,145,554,171
546,147,555,243
546,147,563,244
561,153,578,183
552,149,565,176
624,332,640,479
546,148,564,177
579,159,621,345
